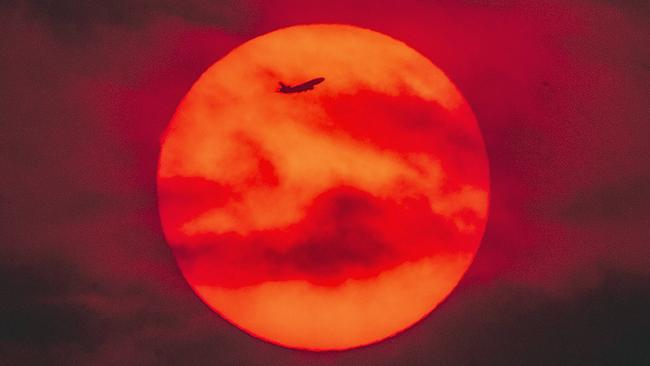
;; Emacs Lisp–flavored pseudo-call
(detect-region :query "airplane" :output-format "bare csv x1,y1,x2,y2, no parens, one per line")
277,77,325,93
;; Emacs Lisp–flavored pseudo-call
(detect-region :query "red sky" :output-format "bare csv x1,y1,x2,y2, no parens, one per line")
1,0,648,364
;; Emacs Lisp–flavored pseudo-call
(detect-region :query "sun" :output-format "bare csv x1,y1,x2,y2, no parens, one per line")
157,24,489,351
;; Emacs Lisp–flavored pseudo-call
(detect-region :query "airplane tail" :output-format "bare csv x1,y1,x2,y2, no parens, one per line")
277,81,287,92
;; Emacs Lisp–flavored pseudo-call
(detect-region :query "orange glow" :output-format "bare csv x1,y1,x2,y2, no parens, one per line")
157,24,489,350
198,255,471,350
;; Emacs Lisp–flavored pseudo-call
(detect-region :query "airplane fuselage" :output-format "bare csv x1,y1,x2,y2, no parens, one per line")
278,77,325,93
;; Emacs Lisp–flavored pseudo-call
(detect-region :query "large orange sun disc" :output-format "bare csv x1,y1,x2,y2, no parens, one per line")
157,24,489,350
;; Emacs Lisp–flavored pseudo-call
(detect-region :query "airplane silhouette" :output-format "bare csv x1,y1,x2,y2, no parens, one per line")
277,77,325,93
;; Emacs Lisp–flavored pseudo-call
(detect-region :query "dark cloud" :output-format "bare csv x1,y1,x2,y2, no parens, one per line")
2,252,646,365
258,187,394,281
381,267,650,366
9,0,257,37
596,0,650,20
173,186,464,287
0,250,258,365
0,256,106,351
0,253,162,364
558,174,650,223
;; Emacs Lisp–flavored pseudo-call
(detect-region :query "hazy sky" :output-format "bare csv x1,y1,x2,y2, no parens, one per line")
1,1,648,364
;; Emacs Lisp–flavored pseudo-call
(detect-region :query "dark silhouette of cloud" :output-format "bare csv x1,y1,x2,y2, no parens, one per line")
558,174,650,223
1,255,646,365
0,256,106,350
8,0,257,37
172,186,463,287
